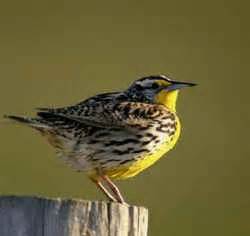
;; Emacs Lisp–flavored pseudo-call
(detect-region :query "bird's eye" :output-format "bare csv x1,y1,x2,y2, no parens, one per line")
152,83,159,89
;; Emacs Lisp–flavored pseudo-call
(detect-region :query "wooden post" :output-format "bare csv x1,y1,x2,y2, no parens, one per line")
0,196,148,236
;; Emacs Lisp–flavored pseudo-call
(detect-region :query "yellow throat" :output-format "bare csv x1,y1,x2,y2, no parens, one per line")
154,89,179,112
104,89,181,180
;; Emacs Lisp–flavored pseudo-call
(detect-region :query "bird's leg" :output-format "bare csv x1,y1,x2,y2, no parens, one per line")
90,177,117,202
101,175,126,204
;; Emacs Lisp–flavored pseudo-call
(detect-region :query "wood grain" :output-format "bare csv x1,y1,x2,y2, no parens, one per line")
0,196,148,236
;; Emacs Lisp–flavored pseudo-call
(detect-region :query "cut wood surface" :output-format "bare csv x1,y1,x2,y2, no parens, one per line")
0,196,148,236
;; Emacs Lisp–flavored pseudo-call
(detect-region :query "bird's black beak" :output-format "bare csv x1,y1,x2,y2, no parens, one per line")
165,81,197,91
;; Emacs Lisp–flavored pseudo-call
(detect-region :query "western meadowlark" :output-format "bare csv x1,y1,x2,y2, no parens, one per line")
5,75,196,203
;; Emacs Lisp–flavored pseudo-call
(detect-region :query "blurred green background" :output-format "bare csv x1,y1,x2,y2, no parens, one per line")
0,0,249,235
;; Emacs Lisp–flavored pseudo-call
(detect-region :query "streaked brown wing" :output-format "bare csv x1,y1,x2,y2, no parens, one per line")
36,100,168,131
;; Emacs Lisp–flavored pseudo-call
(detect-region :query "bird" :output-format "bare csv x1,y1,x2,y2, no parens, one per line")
5,75,196,203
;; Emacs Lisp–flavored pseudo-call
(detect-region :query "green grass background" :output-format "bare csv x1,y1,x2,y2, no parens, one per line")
0,0,249,235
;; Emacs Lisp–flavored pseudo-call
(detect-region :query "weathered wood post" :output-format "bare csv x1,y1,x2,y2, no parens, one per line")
0,196,148,236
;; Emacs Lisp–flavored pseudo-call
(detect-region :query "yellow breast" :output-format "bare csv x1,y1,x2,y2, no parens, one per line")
106,116,181,179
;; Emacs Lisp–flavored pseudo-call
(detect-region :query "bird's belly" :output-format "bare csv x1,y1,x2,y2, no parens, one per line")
57,117,181,179
105,119,181,179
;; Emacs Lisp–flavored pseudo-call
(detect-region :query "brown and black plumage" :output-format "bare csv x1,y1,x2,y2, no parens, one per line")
5,75,196,203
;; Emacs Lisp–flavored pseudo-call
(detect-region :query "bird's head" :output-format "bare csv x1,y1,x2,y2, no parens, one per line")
127,75,196,111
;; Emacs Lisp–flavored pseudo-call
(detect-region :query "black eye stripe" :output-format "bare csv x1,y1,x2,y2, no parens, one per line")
134,84,144,90
134,82,161,90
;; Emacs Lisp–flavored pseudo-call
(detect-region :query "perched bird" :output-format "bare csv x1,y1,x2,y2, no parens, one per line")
5,75,196,203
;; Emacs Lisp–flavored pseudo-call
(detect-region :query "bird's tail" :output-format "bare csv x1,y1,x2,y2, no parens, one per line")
3,115,49,129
